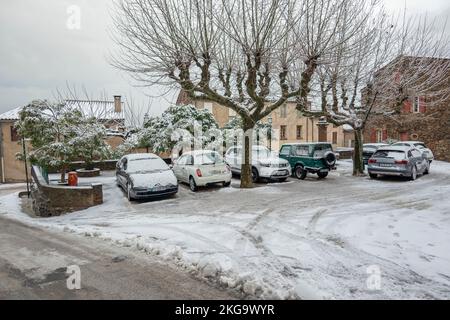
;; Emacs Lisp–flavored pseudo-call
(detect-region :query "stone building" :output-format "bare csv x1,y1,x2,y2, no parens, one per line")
364,56,450,162
176,90,353,151
0,96,126,183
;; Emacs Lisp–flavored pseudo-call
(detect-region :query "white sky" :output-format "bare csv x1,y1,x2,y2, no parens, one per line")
0,0,449,117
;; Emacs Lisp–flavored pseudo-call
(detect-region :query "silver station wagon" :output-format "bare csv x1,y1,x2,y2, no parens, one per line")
368,146,430,181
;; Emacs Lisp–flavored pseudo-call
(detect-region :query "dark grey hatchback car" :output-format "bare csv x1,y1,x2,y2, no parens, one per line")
367,146,430,181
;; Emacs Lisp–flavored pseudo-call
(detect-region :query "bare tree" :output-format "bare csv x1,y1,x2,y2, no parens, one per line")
298,10,450,175
111,0,379,187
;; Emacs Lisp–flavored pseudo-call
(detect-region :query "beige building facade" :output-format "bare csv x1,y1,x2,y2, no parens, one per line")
177,91,352,151
0,96,126,183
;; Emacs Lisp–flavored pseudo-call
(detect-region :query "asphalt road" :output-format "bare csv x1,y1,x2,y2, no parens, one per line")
0,216,236,300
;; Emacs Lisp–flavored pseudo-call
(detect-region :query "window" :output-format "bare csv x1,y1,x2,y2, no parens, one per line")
332,132,338,144
413,97,420,113
295,145,309,156
376,130,383,143
280,125,287,140
296,125,303,140
186,155,194,165
280,104,287,118
10,126,20,142
204,102,213,113
280,146,291,156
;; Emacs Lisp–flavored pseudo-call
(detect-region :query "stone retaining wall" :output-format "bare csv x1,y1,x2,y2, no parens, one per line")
31,166,103,217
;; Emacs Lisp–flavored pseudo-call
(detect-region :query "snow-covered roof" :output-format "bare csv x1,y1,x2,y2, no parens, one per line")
65,100,124,121
0,107,23,121
0,100,125,122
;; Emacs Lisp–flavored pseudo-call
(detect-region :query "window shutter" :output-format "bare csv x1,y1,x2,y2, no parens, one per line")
370,129,376,143
403,99,412,113
419,96,426,113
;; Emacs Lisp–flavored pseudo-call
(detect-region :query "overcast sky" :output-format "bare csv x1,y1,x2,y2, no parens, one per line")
0,0,449,117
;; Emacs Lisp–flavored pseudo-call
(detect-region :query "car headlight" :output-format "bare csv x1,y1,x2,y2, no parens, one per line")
258,161,271,167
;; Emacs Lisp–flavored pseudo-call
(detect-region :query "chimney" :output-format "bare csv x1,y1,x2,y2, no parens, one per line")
114,95,122,113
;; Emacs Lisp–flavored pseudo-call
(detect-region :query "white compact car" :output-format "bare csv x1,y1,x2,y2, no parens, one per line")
391,141,434,163
172,150,232,192
225,145,291,183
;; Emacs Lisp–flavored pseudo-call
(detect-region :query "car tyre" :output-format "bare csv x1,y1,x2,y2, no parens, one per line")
369,173,378,179
252,168,259,183
424,161,430,175
317,172,329,179
127,183,134,201
189,176,198,192
294,165,307,180
410,166,417,181
223,181,231,187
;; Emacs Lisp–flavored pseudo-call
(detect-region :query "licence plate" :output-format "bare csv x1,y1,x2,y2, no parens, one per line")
152,186,166,191
275,170,288,176
211,170,222,175
320,169,329,173
379,163,392,167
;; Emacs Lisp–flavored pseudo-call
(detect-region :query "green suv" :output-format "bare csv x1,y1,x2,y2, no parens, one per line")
279,143,337,179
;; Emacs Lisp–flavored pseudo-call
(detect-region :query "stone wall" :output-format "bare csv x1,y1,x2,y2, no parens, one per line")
31,166,103,217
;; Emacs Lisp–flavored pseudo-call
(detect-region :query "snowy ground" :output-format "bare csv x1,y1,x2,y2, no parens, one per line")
1,160,450,299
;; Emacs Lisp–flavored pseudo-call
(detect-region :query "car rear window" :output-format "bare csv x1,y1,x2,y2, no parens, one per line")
195,152,224,165
414,143,426,148
128,158,168,173
373,150,406,160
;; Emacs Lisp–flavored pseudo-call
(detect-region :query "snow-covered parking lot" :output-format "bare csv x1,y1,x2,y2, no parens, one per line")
1,160,450,299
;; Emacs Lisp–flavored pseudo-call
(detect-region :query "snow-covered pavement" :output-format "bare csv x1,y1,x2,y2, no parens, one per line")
1,160,450,299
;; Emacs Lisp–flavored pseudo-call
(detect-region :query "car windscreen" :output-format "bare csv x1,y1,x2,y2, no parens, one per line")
195,152,224,165
373,150,406,160
252,148,271,159
127,158,169,173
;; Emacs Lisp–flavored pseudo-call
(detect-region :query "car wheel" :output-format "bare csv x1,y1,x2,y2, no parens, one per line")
189,176,198,192
369,173,378,179
294,165,307,180
223,181,231,187
424,161,430,175
317,172,328,179
252,168,259,183
127,183,133,201
410,166,417,181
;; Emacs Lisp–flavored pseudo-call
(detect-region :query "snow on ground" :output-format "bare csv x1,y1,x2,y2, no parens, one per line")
1,160,450,299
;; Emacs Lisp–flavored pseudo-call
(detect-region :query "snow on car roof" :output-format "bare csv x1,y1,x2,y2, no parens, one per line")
282,142,331,146
182,150,220,156
393,141,424,144
377,146,412,152
125,153,159,160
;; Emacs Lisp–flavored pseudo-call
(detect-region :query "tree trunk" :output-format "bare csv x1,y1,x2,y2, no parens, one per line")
353,128,365,176
240,123,254,188
60,166,67,183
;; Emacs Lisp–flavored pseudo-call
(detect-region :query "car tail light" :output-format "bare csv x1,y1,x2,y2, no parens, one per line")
368,159,377,164
395,160,408,165
196,169,203,177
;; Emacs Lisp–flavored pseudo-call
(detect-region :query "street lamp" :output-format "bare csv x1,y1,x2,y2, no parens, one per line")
268,116,273,150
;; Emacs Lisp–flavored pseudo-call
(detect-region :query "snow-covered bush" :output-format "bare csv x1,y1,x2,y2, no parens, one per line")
16,100,112,182
116,104,219,156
